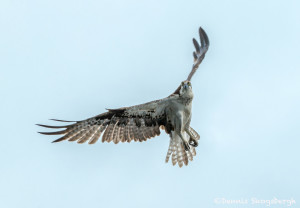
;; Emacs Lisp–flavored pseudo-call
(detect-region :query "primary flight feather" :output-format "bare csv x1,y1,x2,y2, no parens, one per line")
37,27,210,167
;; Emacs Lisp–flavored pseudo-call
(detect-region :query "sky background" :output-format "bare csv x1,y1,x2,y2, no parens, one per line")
0,0,299,208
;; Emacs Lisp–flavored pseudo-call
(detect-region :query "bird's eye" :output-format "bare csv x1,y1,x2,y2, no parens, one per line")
181,82,184,85
187,82,191,86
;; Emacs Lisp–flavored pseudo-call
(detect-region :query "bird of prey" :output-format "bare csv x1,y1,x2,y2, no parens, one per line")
38,27,210,167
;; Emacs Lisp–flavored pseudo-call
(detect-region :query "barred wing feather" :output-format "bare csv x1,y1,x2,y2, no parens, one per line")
37,96,177,144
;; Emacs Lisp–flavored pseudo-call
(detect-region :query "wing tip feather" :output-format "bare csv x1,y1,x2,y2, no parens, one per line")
52,139,64,143
49,119,76,122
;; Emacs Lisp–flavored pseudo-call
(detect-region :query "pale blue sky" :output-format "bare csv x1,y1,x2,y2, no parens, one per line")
0,0,299,208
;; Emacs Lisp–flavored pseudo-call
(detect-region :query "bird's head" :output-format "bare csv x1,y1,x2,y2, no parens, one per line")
179,80,193,97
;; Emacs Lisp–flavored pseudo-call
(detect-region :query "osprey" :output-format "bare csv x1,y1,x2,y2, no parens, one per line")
38,27,209,167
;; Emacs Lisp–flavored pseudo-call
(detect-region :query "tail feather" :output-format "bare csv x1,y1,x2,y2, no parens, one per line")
187,151,193,161
165,131,198,167
182,147,189,166
190,146,196,156
165,140,173,163
176,143,182,167
177,143,189,167
171,144,178,166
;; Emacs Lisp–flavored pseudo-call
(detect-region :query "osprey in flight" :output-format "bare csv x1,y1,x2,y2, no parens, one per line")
38,27,209,167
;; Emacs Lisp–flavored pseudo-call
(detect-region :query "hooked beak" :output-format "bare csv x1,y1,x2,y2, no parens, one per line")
183,83,189,90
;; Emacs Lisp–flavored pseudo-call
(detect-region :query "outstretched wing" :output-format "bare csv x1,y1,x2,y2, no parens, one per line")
37,96,178,144
172,27,209,95
187,27,210,81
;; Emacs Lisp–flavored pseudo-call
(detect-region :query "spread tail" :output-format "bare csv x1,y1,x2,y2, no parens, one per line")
165,131,197,167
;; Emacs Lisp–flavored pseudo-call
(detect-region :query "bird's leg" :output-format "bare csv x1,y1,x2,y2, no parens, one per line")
185,128,198,147
178,132,190,151
173,112,190,151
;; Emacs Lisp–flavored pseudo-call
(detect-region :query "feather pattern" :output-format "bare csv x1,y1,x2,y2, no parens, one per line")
37,27,209,167
37,96,167,145
77,126,97,144
165,131,198,167
38,95,199,167
88,125,105,144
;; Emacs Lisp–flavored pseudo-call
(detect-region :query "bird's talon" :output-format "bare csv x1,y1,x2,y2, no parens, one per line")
189,138,198,147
